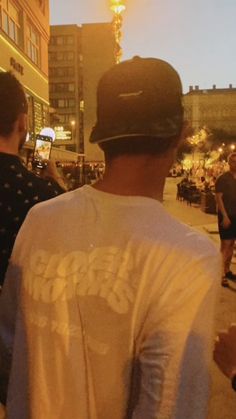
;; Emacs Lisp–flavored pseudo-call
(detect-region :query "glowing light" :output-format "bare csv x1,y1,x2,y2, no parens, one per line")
110,1,126,64
218,147,223,153
230,144,235,150
40,127,56,141
110,4,126,14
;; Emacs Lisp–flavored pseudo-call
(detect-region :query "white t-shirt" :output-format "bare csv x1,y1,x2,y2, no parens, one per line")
0,185,221,419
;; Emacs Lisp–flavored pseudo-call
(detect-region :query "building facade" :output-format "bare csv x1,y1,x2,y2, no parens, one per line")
49,23,115,160
0,0,50,141
184,85,236,136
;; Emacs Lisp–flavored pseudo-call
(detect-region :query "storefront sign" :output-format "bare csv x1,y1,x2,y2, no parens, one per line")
10,57,24,75
54,126,72,141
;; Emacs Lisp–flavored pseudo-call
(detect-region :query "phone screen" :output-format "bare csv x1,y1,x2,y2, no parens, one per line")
33,135,52,168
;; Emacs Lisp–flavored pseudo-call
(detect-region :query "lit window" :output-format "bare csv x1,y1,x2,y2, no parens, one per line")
1,0,21,45
27,22,40,66
80,100,84,112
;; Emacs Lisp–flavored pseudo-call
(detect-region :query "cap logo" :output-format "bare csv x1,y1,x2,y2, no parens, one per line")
118,90,143,99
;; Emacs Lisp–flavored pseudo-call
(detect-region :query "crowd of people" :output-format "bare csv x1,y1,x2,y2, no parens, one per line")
26,155,105,191
0,58,235,419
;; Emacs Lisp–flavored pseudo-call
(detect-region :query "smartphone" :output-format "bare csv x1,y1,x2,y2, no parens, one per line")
33,134,52,168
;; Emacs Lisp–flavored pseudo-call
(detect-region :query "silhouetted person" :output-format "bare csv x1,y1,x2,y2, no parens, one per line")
0,72,66,287
215,152,236,286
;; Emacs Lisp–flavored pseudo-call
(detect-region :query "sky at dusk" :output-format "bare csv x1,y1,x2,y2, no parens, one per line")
50,0,236,93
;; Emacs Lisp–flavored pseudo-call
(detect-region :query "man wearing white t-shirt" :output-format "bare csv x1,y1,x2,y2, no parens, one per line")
0,57,221,418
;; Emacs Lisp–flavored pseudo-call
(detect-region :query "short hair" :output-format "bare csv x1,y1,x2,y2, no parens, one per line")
99,135,179,161
228,152,236,163
0,71,28,136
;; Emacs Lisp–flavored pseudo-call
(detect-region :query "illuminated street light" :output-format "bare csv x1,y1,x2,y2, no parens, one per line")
110,0,126,63
70,120,76,147
218,147,223,153
230,144,235,150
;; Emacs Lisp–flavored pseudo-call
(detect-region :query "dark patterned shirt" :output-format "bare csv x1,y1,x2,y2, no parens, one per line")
0,152,64,285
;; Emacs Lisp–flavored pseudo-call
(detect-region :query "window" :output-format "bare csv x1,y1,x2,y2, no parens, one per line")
56,52,63,61
27,22,40,66
50,52,75,62
56,36,64,45
68,83,75,92
49,67,75,78
57,99,75,108
67,51,74,61
66,36,74,45
50,99,75,109
49,36,56,45
50,83,75,93
1,0,21,45
57,114,75,123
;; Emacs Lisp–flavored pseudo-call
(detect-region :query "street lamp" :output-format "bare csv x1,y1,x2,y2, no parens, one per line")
230,144,235,151
110,0,126,63
70,120,76,150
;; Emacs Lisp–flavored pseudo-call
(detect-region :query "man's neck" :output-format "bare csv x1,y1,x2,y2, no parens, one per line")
92,154,172,202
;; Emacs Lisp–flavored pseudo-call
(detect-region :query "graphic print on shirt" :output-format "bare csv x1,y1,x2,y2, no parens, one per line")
23,246,136,315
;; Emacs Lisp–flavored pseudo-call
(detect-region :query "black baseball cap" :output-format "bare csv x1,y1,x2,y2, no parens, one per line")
90,56,183,144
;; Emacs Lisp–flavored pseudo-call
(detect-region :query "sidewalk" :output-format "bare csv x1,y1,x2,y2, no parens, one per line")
163,179,220,246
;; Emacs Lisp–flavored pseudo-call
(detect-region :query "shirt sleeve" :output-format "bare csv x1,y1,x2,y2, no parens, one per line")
215,176,225,193
131,250,221,419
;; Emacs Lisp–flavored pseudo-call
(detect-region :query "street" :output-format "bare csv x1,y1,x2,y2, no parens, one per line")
164,177,236,419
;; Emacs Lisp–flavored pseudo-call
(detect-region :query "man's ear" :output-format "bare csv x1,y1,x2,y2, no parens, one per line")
17,113,28,134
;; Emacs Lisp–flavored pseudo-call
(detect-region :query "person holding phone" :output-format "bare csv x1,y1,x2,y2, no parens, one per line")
0,71,66,288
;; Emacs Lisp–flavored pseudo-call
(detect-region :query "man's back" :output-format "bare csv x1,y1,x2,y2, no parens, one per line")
1,185,220,418
0,152,63,285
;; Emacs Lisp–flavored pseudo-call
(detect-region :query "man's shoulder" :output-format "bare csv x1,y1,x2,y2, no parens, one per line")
147,207,218,258
216,171,230,181
26,188,77,217
215,171,231,189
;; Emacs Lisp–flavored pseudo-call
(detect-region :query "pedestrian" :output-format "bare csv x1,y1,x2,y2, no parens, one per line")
0,71,66,287
0,57,221,418
214,324,236,391
215,152,236,287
